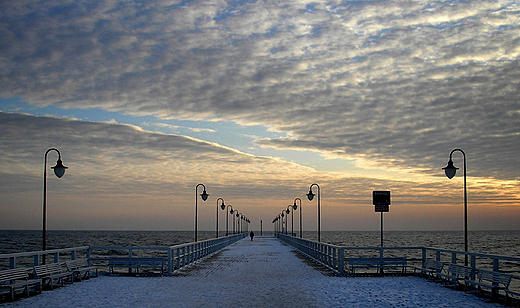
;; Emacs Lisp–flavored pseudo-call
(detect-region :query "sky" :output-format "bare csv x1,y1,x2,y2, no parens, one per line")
0,0,519,233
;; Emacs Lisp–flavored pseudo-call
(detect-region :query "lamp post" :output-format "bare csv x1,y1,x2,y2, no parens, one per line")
294,198,302,238
287,203,298,237
236,211,241,233
42,148,68,254
233,210,239,234
280,211,286,234
216,198,225,238
443,148,468,265
306,183,321,242
195,183,209,242
224,205,233,236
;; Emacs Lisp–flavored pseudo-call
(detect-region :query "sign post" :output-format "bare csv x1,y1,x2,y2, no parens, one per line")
373,191,391,253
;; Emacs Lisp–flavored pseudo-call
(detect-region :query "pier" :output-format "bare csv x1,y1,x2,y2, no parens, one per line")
2,235,518,307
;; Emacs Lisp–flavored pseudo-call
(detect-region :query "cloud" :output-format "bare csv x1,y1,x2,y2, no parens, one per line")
1,111,519,230
0,1,519,197
141,121,217,133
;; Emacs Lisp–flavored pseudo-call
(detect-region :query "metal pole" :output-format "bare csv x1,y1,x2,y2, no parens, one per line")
463,151,468,266
291,209,294,236
449,149,468,266
226,209,229,236
294,198,302,238
261,220,263,236
318,185,321,242
380,212,384,248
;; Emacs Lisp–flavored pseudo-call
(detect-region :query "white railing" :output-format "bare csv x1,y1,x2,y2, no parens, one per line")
0,234,246,276
276,233,520,294
0,246,91,269
90,233,246,275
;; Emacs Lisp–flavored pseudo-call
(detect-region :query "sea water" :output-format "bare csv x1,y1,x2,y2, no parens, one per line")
1,230,518,257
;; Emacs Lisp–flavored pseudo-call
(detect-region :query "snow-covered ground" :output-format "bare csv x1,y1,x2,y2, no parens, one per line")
2,237,502,307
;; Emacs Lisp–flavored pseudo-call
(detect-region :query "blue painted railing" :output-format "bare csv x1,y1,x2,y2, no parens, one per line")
0,233,246,275
276,233,520,294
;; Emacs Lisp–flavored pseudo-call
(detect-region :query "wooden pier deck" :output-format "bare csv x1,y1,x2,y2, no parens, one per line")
0,237,503,307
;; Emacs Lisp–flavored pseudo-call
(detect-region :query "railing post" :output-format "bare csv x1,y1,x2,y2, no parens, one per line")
168,248,173,275
54,252,59,263
176,247,181,271
86,248,91,266
470,255,477,280
338,248,344,275
422,248,427,268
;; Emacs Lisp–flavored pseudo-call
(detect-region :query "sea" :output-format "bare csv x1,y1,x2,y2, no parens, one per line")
1,230,518,257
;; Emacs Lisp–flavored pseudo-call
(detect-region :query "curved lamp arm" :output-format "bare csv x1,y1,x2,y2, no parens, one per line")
306,183,321,242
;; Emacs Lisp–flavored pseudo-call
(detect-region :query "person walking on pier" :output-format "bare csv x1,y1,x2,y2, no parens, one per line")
250,230,254,241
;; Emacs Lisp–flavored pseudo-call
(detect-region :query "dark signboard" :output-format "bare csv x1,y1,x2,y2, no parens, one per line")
373,191,390,212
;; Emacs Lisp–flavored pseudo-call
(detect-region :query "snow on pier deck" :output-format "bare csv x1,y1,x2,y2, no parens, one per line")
3,237,502,308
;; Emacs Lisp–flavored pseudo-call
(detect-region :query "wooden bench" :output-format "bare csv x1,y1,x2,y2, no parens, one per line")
348,257,407,276
505,289,520,306
108,257,167,275
414,259,445,281
0,268,42,301
465,269,512,302
33,263,74,289
66,259,98,281
437,263,473,289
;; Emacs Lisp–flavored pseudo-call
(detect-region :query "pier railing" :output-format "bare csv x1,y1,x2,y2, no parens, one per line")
0,246,91,269
276,233,520,293
0,234,246,276
90,233,246,275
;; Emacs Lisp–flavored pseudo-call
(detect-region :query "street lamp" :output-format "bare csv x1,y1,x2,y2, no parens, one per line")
280,211,286,234
233,210,239,234
236,211,241,233
294,198,302,238
216,198,225,238
287,202,298,237
195,183,209,242
443,148,468,265
42,148,68,253
306,183,321,242
225,205,233,236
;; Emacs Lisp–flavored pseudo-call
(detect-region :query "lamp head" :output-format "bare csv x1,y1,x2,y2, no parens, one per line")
236,212,239,217
442,159,458,179
51,158,68,178
286,209,290,214
292,204,298,210
281,212,285,218
220,203,226,210
200,190,209,201
306,189,315,201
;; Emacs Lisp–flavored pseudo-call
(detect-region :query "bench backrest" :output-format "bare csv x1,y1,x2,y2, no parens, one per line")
448,264,473,278
0,268,29,283
34,262,66,278
424,259,445,271
380,258,406,265
109,257,166,266
477,270,512,288
348,257,406,266
348,258,380,266
66,259,88,270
